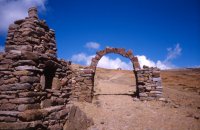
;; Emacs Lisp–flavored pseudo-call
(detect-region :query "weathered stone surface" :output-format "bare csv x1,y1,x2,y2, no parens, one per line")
20,76,39,83
9,98,35,104
0,103,17,111
0,95,15,99
52,77,61,90
15,65,41,71
21,51,39,61
0,64,9,71
0,111,20,117
6,45,32,52
18,91,47,97
61,77,68,86
0,121,45,130
12,60,36,67
0,7,74,130
153,77,161,82
13,70,33,76
0,83,32,91
18,109,48,121
41,99,53,108
0,78,18,85
139,92,148,97
63,105,93,130
0,116,17,122
18,104,40,112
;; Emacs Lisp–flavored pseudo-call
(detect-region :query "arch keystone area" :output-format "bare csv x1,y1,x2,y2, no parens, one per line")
90,47,141,70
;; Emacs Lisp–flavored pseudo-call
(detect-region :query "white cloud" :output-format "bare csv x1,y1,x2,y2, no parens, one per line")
85,42,100,49
0,0,47,34
136,43,182,70
136,55,172,70
136,55,156,68
71,53,94,65
0,45,4,52
97,56,133,70
165,43,182,62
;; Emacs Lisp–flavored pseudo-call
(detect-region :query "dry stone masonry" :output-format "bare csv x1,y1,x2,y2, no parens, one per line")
0,7,92,130
136,66,162,100
73,48,163,102
0,7,163,129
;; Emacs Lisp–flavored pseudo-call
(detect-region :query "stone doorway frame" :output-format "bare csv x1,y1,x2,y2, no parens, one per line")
90,47,141,96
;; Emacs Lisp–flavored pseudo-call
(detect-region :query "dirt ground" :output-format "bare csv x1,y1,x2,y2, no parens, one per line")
74,68,200,130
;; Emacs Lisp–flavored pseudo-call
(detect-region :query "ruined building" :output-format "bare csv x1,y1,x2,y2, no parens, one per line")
0,7,163,129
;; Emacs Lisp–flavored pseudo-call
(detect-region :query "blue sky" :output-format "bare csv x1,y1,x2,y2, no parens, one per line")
0,0,200,69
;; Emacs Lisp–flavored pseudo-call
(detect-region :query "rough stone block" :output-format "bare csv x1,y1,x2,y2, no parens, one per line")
9,98,35,104
52,77,61,90
0,83,32,91
20,76,39,83
18,104,40,112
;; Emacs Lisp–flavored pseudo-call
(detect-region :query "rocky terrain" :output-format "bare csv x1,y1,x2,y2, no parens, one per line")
74,67,200,130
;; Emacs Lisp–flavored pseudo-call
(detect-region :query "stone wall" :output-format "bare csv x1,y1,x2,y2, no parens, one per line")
136,66,163,100
5,7,57,57
71,68,94,102
0,7,75,130
72,48,163,102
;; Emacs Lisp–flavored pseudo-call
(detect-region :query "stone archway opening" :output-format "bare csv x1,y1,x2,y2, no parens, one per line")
93,54,137,98
73,47,162,102
90,48,141,100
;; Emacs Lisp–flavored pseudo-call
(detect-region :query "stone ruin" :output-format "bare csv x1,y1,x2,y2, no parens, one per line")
0,7,163,129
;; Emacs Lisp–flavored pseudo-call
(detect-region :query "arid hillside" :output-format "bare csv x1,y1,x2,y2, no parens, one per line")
75,67,200,130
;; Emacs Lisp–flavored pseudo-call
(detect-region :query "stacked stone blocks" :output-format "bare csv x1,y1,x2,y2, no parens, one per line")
0,7,73,129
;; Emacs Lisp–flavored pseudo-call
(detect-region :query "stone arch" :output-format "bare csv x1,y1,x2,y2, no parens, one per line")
90,47,141,71
89,47,141,98
72,47,163,102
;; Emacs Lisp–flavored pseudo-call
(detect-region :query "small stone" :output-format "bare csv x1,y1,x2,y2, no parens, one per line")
21,51,39,61
133,98,140,101
0,103,17,111
13,70,33,76
0,78,17,85
0,83,32,91
52,77,61,90
12,60,36,67
61,77,68,86
72,79,76,84
0,116,17,122
20,76,39,83
41,99,53,108
158,98,167,102
139,93,148,97
15,65,41,71
18,104,40,112
153,77,161,82
9,98,35,104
